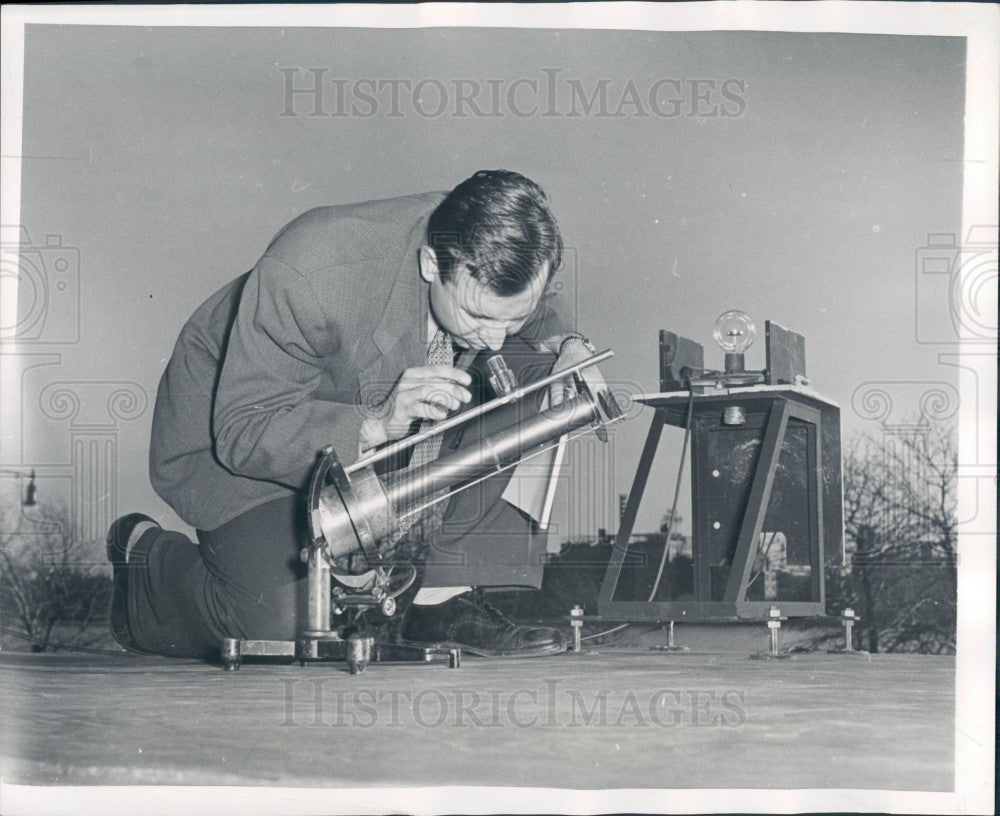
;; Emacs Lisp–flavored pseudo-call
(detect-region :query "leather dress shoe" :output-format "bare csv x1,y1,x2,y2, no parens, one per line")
401,590,565,657
106,513,159,652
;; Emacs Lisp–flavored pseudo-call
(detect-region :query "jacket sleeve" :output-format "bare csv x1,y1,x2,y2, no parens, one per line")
212,255,367,488
516,289,569,349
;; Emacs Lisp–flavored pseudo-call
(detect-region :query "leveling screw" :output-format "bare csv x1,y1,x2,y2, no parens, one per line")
766,605,787,656
570,605,584,653
840,607,859,651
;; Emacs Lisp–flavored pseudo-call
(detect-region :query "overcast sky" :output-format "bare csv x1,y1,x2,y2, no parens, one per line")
9,25,966,540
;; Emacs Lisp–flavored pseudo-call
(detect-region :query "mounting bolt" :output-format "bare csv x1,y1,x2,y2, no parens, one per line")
220,638,241,671
840,607,859,651
570,605,584,653
346,635,373,675
766,606,787,656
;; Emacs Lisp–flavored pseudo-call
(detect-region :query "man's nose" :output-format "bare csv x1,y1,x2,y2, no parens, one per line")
481,328,506,351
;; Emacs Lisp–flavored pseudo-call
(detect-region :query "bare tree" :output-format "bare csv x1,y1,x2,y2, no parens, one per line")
0,491,111,652
825,418,957,653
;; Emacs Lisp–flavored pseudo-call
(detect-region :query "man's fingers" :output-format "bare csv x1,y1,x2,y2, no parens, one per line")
419,393,461,413
576,365,607,398
406,365,472,386
399,383,467,414
425,403,450,420
548,377,578,408
408,397,451,421
420,381,470,408
399,377,470,404
549,382,564,408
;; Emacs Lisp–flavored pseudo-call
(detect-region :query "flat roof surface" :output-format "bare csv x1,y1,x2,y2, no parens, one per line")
1,649,953,791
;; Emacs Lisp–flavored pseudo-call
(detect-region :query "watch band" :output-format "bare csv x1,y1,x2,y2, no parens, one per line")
558,332,596,356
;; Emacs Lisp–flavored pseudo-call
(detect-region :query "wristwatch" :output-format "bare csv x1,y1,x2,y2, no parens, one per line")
558,332,596,356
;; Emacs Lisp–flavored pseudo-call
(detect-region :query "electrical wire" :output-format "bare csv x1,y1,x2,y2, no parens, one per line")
580,622,668,647
646,387,697,602
0,626,131,656
579,623,630,642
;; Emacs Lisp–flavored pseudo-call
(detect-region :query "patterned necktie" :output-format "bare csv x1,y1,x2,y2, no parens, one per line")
390,329,453,544
407,329,453,470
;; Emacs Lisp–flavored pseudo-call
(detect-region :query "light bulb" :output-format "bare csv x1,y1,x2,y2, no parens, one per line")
713,310,756,353
713,310,756,375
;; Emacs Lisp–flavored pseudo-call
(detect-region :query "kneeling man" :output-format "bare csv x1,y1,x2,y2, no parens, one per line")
107,169,599,659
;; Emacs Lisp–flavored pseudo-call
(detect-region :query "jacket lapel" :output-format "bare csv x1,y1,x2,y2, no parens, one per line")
372,216,429,367
356,259,427,405
358,204,433,400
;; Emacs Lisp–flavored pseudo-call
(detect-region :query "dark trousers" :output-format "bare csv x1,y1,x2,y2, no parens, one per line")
128,341,555,658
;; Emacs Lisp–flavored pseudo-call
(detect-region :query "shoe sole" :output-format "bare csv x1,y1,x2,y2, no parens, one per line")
106,514,159,654
108,564,132,650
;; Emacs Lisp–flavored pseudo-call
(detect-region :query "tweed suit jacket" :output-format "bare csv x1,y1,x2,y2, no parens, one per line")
149,192,565,531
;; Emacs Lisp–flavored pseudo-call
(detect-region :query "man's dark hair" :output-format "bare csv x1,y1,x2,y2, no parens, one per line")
427,169,563,297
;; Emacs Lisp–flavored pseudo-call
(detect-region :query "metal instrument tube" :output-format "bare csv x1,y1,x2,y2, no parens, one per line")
394,416,621,522
316,465,396,561
383,392,599,510
347,349,614,474
304,548,332,636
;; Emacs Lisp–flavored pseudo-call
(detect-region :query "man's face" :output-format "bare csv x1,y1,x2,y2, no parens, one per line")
421,247,548,352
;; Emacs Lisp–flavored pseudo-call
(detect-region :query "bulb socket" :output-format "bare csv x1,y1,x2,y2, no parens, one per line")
724,352,745,374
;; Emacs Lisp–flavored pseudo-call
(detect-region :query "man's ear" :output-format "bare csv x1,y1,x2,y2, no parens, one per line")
419,245,439,284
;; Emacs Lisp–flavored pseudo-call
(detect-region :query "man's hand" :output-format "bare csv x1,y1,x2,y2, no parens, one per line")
362,365,473,448
549,336,607,408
